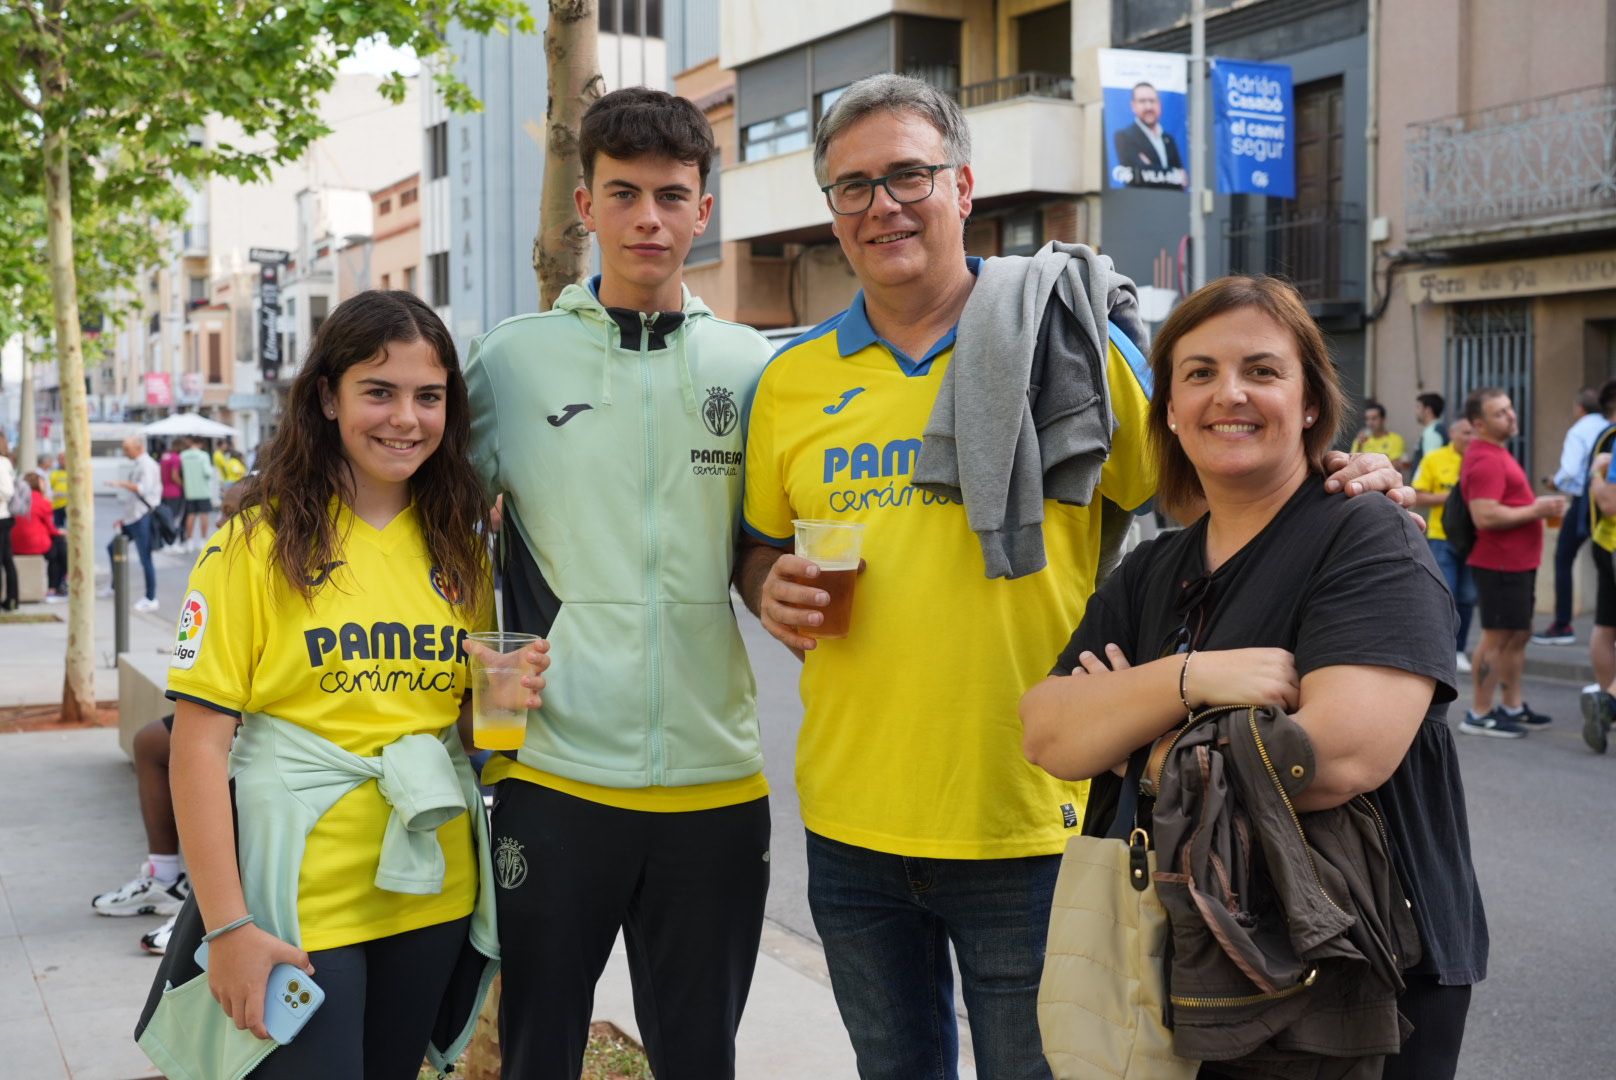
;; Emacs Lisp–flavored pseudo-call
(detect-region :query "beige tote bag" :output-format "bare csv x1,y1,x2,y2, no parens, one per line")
1037,757,1198,1079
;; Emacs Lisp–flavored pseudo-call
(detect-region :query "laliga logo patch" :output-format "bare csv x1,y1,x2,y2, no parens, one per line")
171,591,208,670
430,566,465,606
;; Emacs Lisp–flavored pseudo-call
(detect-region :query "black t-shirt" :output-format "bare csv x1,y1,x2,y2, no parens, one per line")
1053,479,1487,985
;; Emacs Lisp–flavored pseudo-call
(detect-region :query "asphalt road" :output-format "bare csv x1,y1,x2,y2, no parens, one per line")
104,502,1616,1076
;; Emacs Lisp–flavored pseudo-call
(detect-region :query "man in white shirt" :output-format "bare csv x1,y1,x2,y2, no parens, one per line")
108,435,163,612
1533,388,1607,645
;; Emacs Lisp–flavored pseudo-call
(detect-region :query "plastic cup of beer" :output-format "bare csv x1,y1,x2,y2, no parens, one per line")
465,631,539,751
793,519,865,639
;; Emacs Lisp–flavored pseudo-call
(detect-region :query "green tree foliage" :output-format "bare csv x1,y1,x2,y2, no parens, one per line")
0,0,533,720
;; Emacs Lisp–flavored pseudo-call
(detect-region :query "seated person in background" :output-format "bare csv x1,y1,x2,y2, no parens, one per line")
12,471,68,600
1022,276,1485,1080
90,713,189,956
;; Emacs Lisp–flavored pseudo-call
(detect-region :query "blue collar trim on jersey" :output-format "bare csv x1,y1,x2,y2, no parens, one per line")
836,257,983,377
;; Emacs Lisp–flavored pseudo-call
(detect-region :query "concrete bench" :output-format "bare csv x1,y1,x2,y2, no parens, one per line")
13,554,45,604
117,651,174,760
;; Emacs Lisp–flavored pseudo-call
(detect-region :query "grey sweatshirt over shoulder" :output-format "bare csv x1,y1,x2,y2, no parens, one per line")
913,242,1148,579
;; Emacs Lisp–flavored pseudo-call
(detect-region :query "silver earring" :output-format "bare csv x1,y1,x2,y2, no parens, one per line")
1305,415,1314,425
1169,422,1178,432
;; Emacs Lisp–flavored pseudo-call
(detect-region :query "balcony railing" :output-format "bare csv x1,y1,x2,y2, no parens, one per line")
1405,83,1616,241
1225,202,1364,307
949,71,1073,111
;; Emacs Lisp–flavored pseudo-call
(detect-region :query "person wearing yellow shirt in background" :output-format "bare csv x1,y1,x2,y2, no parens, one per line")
49,452,68,528
218,449,247,487
1353,398,1409,472
1413,417,1476,674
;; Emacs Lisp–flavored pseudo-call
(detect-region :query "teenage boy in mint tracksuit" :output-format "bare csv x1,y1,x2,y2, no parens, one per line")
464,88,775,1080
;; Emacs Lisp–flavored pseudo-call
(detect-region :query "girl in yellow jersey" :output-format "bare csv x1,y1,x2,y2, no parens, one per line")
155,291,547,1079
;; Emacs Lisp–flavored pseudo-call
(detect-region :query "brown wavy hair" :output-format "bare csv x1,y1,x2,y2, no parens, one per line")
1147,275,1346,514
235,290,489,613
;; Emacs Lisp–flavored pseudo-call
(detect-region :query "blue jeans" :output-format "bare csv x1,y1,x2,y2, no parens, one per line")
109,512,156,601
805,830,1059,1080
1429,539,1474,652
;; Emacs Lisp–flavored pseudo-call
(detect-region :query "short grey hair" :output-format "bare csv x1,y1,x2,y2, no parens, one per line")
812,74,972,187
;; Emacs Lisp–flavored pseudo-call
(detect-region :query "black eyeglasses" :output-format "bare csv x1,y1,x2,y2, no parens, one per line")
820,164,952,216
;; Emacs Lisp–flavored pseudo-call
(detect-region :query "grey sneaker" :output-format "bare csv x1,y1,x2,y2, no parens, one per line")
1458,709,1529,739
140,913,178,956
1582,688,1612,754
91,864,189,917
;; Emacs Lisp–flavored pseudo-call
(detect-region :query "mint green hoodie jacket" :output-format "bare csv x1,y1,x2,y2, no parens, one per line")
466,281,774,788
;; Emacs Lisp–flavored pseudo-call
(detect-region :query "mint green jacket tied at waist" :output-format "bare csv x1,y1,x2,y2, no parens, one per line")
136,715,499,1080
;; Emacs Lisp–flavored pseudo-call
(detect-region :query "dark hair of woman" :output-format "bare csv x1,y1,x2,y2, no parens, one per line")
1147,274,1346,514
235,290,489,613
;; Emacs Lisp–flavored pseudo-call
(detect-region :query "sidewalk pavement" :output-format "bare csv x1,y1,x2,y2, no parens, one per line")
0,606,864,1078
1520,611,1606,685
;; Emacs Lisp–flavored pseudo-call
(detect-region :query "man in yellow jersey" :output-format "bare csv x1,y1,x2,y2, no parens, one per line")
1413,417,1476,673
736,73,1413,1080
465,90,775,1080
1353,398,1408,471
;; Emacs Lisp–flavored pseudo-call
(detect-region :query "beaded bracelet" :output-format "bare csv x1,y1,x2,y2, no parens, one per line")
1179,650,1195,711
200,913,256,943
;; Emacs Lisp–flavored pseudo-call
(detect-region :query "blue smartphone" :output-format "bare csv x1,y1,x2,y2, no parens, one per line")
193,939,325,1045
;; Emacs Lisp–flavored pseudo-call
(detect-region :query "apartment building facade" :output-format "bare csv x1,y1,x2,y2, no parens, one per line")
1372,0,1616,484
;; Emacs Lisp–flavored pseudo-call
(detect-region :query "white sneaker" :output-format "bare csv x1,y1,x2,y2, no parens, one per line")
1456,651,1472,674
91,864,189,917
133,597,159,613
44,592,67,604
140,913,178,956
96,586,115,599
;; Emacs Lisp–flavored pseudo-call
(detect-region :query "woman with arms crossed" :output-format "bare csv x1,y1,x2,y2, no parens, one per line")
157,291,546,1078
1021,276,1485,1079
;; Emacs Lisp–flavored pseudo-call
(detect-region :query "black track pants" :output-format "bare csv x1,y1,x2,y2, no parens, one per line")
491,781,771,1080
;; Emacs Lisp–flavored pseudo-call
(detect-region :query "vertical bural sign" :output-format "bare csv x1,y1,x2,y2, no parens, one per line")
1098,49,1189,191
1210,59,1295,197
258,263,281,381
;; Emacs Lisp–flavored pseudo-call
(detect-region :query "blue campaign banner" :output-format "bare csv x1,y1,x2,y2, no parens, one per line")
1210,59,1295,198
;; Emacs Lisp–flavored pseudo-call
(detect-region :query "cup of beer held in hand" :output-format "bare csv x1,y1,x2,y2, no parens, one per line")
792,519,866,639
465,631,540,751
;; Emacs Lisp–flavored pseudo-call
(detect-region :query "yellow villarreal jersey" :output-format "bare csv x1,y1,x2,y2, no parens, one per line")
743,313,1156,859
1353,431,1406,461
1412,444,1462,542
166,505,491,951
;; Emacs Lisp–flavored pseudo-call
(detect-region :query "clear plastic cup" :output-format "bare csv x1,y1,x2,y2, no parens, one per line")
792,519,865,639
465,631,539,751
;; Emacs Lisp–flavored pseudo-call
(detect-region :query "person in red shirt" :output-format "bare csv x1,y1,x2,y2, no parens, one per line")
158,440,185,524
1461,387,1566,737
12,472,67,598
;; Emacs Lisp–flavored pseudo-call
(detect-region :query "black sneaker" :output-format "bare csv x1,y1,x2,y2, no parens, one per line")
1530,623,1576,645
1458,708,1529,738
1512,702,1552,726
1582,689,1613,754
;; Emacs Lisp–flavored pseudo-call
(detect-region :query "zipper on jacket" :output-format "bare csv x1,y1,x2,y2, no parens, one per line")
1171,968,1317,1009
1147,703,1247,796
1354,792,1408,965
1246,708,1349,919
639,312,665,785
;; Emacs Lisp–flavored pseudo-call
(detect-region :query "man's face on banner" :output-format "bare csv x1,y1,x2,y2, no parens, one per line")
1132,84,1161,128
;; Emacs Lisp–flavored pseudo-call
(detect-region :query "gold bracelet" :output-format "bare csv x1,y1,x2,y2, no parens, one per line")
1179,650,1194,711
